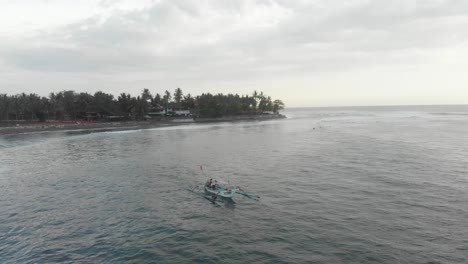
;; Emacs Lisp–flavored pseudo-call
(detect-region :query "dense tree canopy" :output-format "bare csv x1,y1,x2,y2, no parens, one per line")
0,88,284,121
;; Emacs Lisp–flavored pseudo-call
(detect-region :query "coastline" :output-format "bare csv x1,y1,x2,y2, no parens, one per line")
193,113,286,123
0,114,286,136
0,120,190,136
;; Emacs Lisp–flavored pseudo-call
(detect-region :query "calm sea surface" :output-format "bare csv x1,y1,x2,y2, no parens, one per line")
1,106,468,263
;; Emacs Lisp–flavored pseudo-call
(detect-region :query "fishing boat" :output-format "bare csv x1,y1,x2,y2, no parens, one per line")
189,166,260,204
204,178,260,200
204,179,239,199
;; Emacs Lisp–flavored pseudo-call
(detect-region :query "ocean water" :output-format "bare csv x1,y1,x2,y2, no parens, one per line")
1,105,468,263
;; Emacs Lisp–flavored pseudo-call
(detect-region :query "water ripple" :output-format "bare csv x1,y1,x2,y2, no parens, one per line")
1,107,468,263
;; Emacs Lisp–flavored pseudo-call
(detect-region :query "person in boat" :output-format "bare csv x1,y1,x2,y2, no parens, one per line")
212,180,217,190
207,178,213,188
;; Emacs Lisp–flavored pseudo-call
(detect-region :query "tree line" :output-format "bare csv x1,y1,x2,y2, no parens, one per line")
0,88,284,121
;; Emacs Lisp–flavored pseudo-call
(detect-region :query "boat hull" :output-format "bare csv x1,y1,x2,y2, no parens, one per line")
204,186,236,199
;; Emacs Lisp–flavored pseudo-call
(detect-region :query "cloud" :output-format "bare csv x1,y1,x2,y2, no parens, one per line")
3,0,468,73
1,0,467,105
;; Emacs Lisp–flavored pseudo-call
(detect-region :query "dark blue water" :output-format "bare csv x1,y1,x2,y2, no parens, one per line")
1,106,468,263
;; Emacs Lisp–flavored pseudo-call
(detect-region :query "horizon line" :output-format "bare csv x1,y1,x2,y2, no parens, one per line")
286,103,468,109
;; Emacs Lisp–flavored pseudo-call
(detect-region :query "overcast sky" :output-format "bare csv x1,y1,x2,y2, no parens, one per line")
0,0,467,107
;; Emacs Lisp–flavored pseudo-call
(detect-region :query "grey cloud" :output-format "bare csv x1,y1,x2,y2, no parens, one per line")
1,0,467,79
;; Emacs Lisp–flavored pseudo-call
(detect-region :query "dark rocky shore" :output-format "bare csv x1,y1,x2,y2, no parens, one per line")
0,114,285,135
0,120,187,136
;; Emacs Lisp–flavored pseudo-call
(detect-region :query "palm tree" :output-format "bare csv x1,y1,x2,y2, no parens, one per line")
54,91,66,120
152,93,161,110
140,89,152,115
141,89,152,103
0,94,9,121
182,93,194,109
273,99,285,114
163,90,172,109
28,93,42,120
252,90,258,113
117,93,134,116
173,88,183,108
93,91,116,117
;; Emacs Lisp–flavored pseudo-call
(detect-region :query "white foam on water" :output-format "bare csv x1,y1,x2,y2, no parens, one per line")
102,129,142,134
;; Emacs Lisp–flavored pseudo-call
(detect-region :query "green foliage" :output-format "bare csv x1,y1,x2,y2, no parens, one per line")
163,90,171,108
174,88,183,107
152,93,161,109
0,88,284,121
117,93,134,115
93,91,116,116
194,91,283,118
273,99,285,114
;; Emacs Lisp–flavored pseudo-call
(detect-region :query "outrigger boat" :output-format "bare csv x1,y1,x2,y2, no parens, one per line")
189,166,260,205
204,179,238,200
204,178,260,201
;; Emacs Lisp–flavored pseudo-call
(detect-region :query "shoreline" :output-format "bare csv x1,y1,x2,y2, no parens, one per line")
193,113,286,122
0,120,191,136
0,114,286,136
